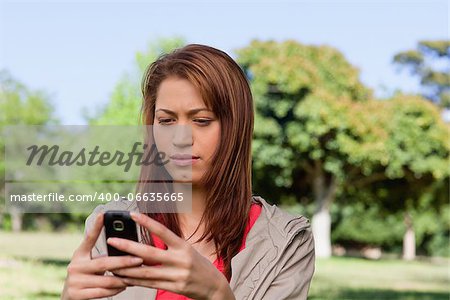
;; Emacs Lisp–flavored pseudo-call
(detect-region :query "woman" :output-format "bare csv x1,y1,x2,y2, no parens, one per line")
62,44,315,300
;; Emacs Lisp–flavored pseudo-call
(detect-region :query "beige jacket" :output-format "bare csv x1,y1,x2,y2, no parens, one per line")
84,195,315,300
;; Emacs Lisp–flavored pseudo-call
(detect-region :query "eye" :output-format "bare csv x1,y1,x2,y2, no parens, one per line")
158,118,174,125
194,119,212,126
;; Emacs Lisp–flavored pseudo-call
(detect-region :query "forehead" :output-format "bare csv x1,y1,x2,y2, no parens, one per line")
156,77,206,109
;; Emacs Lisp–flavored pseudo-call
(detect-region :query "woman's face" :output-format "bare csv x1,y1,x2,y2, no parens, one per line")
153,76,221,186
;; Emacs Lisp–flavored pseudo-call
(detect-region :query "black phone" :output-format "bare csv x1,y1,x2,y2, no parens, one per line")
104,210,139,256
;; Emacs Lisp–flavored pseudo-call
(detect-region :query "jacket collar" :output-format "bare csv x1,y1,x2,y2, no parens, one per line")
229,195,311,295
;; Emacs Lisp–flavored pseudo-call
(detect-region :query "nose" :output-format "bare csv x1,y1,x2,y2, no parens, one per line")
172,125,193,147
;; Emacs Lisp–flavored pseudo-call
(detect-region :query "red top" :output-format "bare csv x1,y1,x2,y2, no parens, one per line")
152,202,262,300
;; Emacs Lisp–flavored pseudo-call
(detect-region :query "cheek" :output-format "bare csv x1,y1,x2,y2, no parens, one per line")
152,128,169,153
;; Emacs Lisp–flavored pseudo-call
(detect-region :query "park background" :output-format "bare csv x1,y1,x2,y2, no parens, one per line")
0,0,449,299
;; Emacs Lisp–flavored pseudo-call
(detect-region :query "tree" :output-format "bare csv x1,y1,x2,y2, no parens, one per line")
86,37,186,125
237,40,450,259
393,40,450,108
237,40,380,257
371,95,449,259
0,70,57,231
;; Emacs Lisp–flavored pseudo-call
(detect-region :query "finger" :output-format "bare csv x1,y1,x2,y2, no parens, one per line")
130,212,184,248
71,255,143,274
77,213,104,256
69,274,128,289
113,265,179,281
121,277,176,293
106,238,170,265
76,287,126,299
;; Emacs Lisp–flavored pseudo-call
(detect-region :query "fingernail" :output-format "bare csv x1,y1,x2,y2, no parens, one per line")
107,237,117,244
130,212,138,219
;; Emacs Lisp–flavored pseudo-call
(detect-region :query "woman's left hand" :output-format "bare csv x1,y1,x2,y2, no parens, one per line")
107,212,235,300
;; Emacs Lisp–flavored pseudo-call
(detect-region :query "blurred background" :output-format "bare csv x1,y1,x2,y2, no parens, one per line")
0,0,449,299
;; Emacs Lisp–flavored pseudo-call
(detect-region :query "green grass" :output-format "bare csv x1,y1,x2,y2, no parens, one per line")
0,231,449,299
0,231,83,299
309,257,450,299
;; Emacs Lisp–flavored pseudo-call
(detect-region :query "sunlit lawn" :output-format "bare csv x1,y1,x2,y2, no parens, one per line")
0,231,83,300
0,231,449,299
309,256,449,300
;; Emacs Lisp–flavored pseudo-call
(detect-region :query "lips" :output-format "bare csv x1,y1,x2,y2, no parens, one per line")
169,154,200,160
169,154,200,167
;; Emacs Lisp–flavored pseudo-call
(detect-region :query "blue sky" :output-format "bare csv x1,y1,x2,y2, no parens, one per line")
0,0,448,124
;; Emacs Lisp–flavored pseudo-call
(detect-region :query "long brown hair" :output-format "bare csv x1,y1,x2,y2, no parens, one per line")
137,44,254,281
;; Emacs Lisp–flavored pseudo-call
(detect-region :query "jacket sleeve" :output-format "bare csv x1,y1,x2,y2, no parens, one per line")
262,227,315,300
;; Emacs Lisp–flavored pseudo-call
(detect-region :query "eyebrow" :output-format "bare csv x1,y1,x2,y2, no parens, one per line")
155,108,213,117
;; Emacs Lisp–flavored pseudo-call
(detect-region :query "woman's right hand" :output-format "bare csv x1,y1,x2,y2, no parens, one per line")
61,213,144,300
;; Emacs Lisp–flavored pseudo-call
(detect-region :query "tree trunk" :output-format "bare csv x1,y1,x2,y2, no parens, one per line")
312,206,332,258
402,211,416,260
11,207,23,232
311,161,337,258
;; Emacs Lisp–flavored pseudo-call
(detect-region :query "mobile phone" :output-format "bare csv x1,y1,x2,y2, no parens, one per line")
104,210,139,256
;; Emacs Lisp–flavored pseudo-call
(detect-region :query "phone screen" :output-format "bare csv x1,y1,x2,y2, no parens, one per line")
104,210,139,256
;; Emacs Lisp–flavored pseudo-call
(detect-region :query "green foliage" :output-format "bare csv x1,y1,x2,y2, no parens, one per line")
0,70,58,230
427,232,450,257
239,39,450,257
0,70,56,126
0,70,57,180
0,68,58,187
237,40,374,190
332,177,449,255
239,39,449,195
384,95,450,180
393,40,450,107
332,202,404,247
0,71,57,126
87,37,186,125
237,39,371,101
329,198,450,256
286,93,389,178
